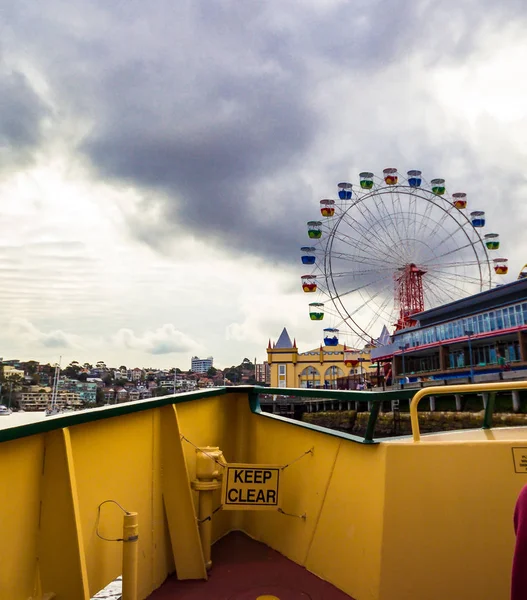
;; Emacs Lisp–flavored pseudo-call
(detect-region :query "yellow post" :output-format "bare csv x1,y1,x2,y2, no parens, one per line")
122,511,139,600
191,446,225,570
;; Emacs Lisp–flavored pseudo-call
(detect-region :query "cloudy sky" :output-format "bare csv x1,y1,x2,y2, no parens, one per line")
1,0,527,369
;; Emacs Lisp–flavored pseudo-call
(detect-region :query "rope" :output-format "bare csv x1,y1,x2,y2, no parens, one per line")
180,434,313,472
95,500,130,542
281,447,314,471
198,504,223,524
278,508,307,520
180,436,314,522
180,435,226,468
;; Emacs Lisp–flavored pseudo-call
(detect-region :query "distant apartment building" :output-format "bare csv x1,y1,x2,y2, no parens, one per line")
59,379,97,403
18,390,52,411
255,362,270,385
191,356,213,374
128,387,153,402
2,360,21,367
3,365,25,379
103,388,116,403
75,382,97,403
18,390,82,411
131,368,143,382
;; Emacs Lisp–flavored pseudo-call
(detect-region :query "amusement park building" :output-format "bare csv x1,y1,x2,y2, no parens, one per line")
267,327,372,389
372,277,527,381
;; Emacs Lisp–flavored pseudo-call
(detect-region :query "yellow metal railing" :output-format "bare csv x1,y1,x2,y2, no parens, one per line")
409,381,527,441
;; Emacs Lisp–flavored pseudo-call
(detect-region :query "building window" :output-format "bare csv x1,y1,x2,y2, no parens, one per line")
449,351,465,369
278,364,287,388
299,366,320,389
396,299,527,350
489,312,496,331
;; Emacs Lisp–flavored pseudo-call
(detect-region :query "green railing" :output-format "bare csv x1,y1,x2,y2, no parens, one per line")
244,385,417,444
3,383,524,448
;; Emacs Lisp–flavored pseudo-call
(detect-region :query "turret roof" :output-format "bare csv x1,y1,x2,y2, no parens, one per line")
275,327,293,348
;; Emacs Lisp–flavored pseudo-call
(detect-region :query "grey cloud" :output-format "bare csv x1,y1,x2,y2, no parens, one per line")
111,325,200,355
8,318,79,349
6,0,527,265
0,64,50,164
150,341,190,355
79,1,527,262
41,332,75,348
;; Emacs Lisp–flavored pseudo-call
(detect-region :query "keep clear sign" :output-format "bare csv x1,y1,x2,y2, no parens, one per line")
222,463,281,511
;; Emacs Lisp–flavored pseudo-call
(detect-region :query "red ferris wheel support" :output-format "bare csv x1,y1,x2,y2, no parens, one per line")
394,263,426,331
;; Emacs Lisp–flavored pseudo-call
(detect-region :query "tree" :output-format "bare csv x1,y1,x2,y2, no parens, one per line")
102,374,113,386
77,372,88,382
119,365,127,372
207,367,217,377
25,360,39,375
95,387,106,406
64,362,82,379
224,368,238,383
2,374,24,409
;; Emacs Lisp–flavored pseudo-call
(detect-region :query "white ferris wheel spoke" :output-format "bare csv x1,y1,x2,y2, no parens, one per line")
301,172,497,344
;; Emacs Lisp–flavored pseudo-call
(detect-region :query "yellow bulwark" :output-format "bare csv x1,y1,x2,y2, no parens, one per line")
1,383,527,600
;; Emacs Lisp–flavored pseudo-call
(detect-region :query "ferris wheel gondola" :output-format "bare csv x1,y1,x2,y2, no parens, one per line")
299,167,508,347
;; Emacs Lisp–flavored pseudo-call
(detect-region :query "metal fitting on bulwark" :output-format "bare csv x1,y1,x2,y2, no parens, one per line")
193,446,225,485
191,447,225,570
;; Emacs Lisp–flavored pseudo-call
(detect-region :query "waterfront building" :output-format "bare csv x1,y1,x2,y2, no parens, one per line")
267,327,372,389
17,389,82,411
372,277,527,381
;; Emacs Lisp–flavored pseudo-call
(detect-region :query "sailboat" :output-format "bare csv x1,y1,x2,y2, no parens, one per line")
45,357,61,417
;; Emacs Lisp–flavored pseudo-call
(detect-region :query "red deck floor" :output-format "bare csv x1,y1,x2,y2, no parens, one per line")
148,531,355,600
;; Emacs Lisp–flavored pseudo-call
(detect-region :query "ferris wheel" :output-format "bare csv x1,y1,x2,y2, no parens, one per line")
300,168,509,347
